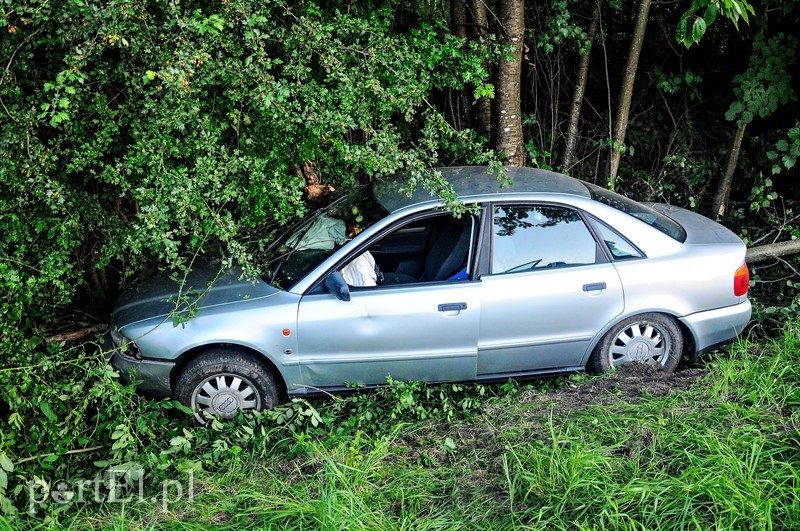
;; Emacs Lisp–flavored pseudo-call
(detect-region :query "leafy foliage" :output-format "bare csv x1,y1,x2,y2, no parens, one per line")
724,33,798,126
0,0,495,519
535,0,591,55
677,0,756,47
768,123,800,174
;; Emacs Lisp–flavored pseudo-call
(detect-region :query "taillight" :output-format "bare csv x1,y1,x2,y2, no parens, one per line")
734,263,750,296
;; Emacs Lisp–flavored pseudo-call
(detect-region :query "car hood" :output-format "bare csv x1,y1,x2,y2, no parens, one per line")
113,256,280,327
648,203,744,246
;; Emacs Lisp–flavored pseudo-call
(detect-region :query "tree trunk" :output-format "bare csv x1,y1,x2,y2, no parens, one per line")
451,0,469,129
712,122,747,221
561,0,604,174
452,0,468,40
495,0,525,166
608,0,652,188
471,0,492,141
747,239,800,263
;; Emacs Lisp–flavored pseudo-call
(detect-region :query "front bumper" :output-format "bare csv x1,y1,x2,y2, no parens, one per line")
680,299,752,357
110,348,174,398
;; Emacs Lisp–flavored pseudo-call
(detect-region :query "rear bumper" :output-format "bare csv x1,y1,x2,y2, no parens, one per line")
680,299,752,357
110,349,174,398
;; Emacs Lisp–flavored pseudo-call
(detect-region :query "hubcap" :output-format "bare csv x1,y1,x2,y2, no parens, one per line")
610,322,670,367
191,373,261,422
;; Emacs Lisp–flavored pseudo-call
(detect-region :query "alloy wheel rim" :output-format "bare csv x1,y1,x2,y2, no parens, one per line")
610,321,670,367
191,373,261,422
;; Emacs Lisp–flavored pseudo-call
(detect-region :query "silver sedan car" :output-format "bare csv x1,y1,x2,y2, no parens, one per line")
109,167,751,421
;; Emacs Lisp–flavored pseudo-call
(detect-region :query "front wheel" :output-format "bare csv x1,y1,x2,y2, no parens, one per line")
589,313,683,373
174,348,279,424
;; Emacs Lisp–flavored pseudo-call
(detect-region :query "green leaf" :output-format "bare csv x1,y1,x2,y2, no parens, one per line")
692,17,707,43
676,17,689,46
703,4,718,27
39,401,56,422
0,454,12,473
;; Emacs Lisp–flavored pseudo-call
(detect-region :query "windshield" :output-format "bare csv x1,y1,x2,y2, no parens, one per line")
585,183,687,242
260,184,389,290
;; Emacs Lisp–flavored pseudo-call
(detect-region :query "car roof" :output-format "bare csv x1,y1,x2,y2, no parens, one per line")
372,166,592,213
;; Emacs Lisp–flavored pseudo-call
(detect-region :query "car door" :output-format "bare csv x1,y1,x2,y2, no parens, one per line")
477,204,624,376
295,214,481,389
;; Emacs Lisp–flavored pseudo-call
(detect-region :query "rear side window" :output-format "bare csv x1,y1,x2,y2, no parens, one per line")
491,206,598,274
593,219,643,260
585,183,686,242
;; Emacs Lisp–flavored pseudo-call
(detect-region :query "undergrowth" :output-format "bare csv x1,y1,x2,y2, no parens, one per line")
4,323,800,529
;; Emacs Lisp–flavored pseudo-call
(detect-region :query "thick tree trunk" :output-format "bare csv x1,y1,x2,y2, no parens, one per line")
471,0,492,141
712,123,747,221
561,0,604,174
747,239,800,263
608,0,651,187
495,0,525,166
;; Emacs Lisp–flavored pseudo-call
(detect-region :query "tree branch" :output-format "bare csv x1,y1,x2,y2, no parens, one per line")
746,239,800,263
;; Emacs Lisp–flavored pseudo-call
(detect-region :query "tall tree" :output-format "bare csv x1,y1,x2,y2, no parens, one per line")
470,0,493,141
561,0,604,173
608,0,652,188
496,0,526,166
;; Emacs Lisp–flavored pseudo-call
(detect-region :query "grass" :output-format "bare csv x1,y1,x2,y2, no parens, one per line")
17,324,800,529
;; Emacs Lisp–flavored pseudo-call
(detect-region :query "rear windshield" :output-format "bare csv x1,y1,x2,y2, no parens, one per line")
585,183,686,242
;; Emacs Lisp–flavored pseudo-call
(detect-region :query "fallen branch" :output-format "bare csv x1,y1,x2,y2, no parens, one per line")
746,239,800,263
45,325,105,344
15,446,104,466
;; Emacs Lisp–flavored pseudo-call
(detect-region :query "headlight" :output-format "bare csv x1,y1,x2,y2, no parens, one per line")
110,323,140,359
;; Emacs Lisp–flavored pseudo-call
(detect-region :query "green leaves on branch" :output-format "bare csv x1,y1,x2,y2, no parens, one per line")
768,124,800,174
535,0,590,55
724,33,798,126
676,0,755,47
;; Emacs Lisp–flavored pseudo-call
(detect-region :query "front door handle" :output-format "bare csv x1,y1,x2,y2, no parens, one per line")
582,282,607,292
438,302,467,312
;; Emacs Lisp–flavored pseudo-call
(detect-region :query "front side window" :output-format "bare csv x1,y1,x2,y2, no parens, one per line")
491,206,597,274
261,186,389,290
344,213,476,287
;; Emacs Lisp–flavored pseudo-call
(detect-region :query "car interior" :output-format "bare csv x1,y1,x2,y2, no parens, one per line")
365,214,475,285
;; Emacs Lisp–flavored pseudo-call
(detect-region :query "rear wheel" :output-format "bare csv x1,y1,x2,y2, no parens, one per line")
174,349,279,424
589,313,683,373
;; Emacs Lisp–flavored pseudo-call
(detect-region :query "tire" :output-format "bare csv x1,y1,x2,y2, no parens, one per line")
174,348,279,424
589,313,683,373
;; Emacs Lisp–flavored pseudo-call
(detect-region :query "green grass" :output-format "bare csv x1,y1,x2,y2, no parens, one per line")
18,324,800,530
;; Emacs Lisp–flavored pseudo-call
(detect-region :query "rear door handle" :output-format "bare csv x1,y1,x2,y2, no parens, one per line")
438,302,467,312
582,282,607,292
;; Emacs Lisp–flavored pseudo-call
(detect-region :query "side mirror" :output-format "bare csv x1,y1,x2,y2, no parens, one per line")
324,271,351,301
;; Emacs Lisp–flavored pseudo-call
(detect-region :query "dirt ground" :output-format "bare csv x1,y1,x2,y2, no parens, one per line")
518,363,710,416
